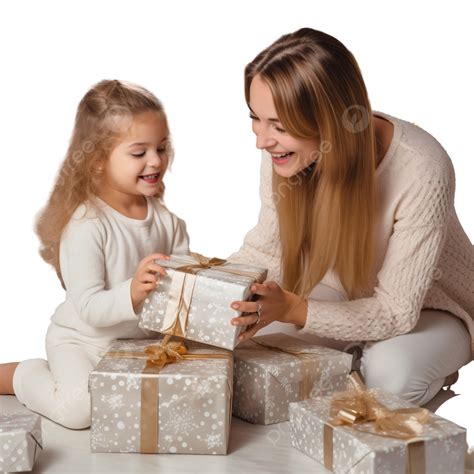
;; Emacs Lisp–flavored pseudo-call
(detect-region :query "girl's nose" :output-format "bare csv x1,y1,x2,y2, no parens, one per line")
147,151,162,168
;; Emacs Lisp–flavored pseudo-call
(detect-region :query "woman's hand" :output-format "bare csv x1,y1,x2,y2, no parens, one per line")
131,253,170,313
230,281,308,342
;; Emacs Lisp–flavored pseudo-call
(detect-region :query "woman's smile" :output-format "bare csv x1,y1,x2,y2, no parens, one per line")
270,151,295,165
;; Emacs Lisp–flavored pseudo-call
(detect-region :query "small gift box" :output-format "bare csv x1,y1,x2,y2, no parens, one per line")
138,252,267,350
289,372,466,474
0,412,42,472
232,332,352,425
88,337,233,455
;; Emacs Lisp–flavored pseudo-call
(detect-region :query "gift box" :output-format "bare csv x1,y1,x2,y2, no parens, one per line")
232,332,352,425
289,373,466,473
138,253,267,350
0,412,42,472
88,337,233,454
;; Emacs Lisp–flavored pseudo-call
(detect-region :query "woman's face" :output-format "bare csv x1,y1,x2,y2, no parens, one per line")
249,74,320,178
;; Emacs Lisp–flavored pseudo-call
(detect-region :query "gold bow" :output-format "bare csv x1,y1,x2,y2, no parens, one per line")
329,371,431,439
323,372,430,473
175,252,228,274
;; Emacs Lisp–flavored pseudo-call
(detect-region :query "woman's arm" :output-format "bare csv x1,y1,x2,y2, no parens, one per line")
297,154,456,341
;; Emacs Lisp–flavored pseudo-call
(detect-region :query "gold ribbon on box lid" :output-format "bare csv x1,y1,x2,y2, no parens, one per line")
323,371,431,473
160,252,264,338
105,336,233,454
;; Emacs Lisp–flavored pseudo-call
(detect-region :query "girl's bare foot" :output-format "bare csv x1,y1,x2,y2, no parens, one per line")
0,362,19,395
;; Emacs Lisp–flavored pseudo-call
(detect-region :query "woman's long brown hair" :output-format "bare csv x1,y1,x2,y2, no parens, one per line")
245,28,378,300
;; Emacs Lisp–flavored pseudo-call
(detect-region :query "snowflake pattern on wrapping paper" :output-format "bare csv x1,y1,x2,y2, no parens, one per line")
100,393,124,410
159,405,198,440
125,374,140,392
206,433,223,449
194,376,219,397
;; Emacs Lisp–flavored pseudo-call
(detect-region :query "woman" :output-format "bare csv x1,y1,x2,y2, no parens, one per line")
227,28,473,406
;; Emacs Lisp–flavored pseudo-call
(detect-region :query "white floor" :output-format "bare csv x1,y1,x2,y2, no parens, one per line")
1,362,473,474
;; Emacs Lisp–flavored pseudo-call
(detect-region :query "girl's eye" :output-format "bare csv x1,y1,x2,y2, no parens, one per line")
249,113,259,121
131,147,167,158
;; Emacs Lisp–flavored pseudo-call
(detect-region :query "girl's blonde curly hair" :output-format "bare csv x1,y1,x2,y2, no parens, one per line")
34,79,173,288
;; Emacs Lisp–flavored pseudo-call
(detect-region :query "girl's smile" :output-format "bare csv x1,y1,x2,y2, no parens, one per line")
139,172,161,184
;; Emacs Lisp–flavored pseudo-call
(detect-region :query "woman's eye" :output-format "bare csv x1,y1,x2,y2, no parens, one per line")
249,113,258,121
131,152,146,157
274,125,286,133
157,148,166,154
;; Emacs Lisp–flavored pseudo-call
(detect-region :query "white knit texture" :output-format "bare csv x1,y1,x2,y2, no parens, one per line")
228,112,474,357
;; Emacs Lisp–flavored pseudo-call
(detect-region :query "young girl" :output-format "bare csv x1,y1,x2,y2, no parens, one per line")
0,79,190,429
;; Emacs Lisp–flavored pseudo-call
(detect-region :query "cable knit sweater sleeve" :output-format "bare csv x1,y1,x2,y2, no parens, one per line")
299,153,456,341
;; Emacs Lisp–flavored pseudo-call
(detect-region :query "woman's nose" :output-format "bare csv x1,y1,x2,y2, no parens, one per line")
255,130,277,149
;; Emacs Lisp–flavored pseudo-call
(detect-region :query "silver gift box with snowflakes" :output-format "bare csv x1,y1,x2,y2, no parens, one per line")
0,412,42,472
88,338,233,455
232,333,352,425
138,254,267,350
289,387,466,474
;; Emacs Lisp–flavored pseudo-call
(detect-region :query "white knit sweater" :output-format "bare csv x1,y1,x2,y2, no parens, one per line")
228,111,474,358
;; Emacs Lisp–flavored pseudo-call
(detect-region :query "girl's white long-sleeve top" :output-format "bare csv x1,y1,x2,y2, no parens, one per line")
227,111,474,358
50,195,190,340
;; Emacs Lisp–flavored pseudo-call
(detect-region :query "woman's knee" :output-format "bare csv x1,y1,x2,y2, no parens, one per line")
360,341,430,405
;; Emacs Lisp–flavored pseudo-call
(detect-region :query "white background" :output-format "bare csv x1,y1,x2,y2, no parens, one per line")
0,0,472,446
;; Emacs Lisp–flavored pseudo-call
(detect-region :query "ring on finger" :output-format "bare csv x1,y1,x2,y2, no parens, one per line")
255,302,263,325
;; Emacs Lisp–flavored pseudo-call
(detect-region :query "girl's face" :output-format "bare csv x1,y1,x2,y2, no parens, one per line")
249,74,320,178
102,111,169,201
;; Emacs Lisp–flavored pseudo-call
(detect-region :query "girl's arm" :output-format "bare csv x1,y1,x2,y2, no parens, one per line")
59,213,139,328
170,215,191,256
226,152,282,282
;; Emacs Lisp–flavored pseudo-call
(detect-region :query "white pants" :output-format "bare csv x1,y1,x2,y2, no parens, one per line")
13,323,110,429
258,283,472,406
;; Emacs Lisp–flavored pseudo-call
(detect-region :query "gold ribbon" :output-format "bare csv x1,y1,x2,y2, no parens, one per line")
105,337,233,454
160,252,265,339
323,372,430,473
247,338,318,400
176,252,264,279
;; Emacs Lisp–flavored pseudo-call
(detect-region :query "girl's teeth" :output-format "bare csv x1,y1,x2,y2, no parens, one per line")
273,152,292,158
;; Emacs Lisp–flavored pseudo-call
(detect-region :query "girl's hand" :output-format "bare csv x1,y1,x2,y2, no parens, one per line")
131,253,170,313
230,281,308,342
